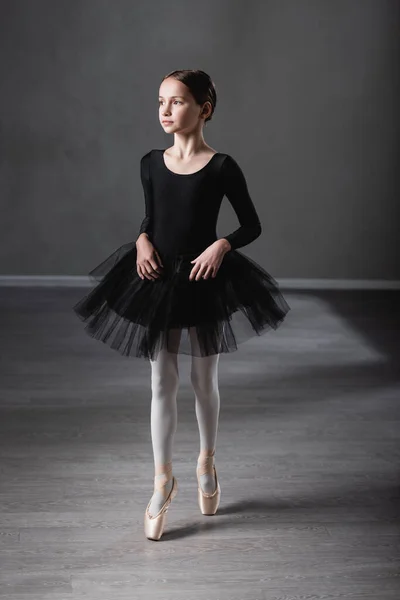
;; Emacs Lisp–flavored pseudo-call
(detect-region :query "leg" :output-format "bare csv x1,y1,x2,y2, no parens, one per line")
189,327,221,494
148,329,181,517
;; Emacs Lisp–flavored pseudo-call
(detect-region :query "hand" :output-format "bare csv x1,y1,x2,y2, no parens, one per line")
189,239,231,281
136,234,164,281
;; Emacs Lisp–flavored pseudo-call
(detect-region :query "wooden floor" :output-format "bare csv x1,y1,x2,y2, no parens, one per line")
0,287,399,599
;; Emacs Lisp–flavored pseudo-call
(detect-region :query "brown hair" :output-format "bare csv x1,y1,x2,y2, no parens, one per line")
161,69,217,123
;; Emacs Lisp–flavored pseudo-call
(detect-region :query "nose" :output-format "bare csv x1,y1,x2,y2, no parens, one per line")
161,103,172,116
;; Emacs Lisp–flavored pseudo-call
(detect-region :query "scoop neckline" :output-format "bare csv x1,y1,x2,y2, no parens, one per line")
160,149,220,176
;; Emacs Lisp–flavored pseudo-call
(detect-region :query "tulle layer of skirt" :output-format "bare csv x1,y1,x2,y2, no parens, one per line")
73,241,291,360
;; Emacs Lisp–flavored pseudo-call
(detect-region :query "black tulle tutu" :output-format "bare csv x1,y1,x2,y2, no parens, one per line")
73,242,291,360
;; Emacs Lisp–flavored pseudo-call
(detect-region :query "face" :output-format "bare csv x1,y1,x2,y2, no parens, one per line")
159,77,210,133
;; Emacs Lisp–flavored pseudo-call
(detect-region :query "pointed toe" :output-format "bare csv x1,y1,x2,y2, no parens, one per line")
144,476,178,540
197,463,221,515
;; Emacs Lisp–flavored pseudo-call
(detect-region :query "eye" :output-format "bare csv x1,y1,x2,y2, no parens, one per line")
158,100,183,105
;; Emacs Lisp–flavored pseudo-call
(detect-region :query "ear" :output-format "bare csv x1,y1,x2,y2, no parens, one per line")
201,101,212,119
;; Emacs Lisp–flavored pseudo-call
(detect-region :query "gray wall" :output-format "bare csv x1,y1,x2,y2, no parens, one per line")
0,0,399,280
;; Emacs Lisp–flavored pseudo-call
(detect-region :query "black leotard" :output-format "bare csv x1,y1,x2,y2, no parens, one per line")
137,149,262,256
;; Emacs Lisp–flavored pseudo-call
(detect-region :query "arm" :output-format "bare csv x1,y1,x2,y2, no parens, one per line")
219,155,262,251
136,151,153,243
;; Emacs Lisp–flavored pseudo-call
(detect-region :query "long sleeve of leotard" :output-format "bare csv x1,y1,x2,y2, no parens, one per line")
219,155,262,251
137,152,153,241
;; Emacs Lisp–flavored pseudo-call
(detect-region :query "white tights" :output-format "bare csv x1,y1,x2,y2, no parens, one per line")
148,327,220,515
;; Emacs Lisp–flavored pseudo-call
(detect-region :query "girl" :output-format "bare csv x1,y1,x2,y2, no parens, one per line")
73,69,290,541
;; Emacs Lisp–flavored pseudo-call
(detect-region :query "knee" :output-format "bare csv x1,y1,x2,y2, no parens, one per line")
190,370,218,398
151,370,179,397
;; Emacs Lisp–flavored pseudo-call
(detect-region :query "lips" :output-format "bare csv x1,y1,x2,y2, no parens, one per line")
162,121,173,124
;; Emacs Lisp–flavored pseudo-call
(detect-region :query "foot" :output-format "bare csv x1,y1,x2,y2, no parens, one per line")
148,464,174,517
197,449,217,495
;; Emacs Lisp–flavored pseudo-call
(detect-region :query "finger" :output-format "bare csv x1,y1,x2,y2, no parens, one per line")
144,265,159,280
137,265,149,280
141,267,153,280
145,256,163,278
189,264,197,280
153,252,162,269
148,256,162,276
198,267,208,280
202,266,213,280
155,251,164,268
138,262,157,280
190,264,202,281
212,262,220,277
195,266,207,281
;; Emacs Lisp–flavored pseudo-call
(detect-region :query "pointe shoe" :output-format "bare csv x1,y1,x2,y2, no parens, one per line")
144,466,178,541
196,449,221,515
